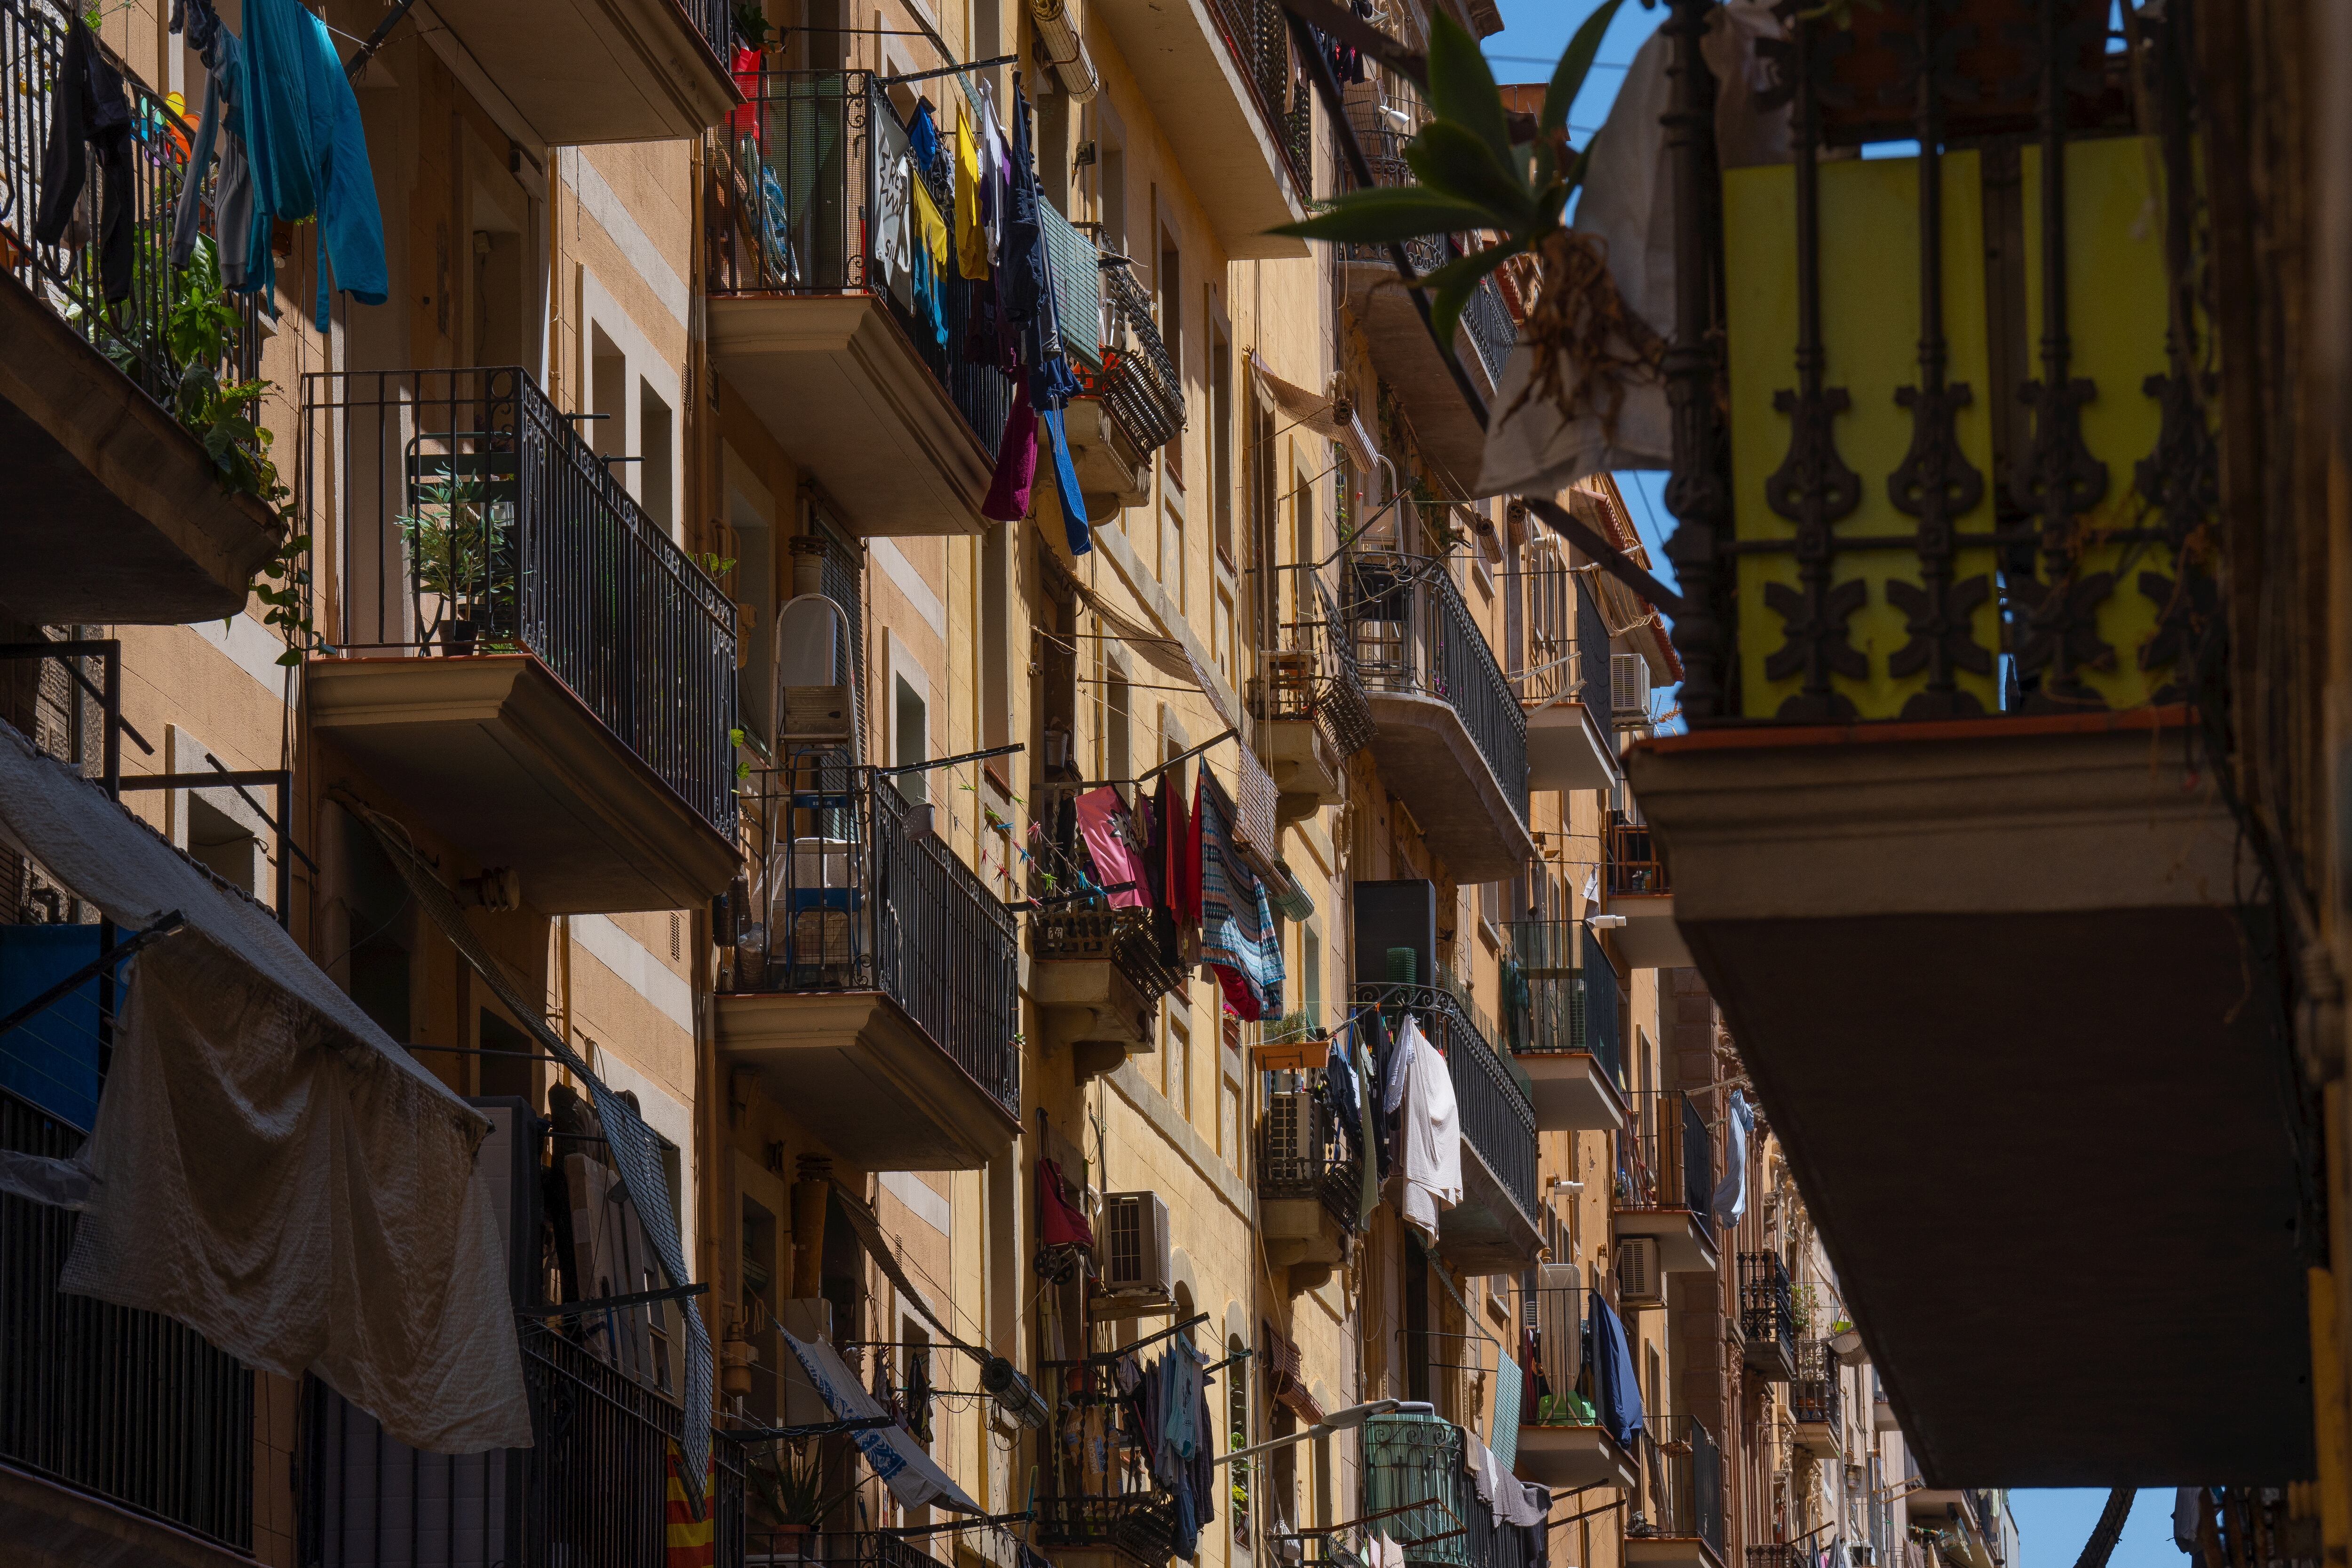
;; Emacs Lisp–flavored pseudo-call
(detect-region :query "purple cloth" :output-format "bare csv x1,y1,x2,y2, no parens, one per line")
983,378,1038,521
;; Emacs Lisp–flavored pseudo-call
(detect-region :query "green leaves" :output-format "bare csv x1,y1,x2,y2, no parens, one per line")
1405,121,1537,228
1425,12,1512,172
1269,186,1495,244
1420,243,1521,352
1544,0,1629,137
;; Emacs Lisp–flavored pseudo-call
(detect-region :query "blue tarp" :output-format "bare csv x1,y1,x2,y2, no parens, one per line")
0,924,101,1130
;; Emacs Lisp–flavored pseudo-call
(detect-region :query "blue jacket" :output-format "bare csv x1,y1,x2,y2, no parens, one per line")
238,0,388,327
1584,1293,1645,1449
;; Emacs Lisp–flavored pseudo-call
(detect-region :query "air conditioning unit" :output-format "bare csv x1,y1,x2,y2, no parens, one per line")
1265,1090,1322,1167
1099,1191,1173,1301
1617,1236,1663,1308
1610,653,1651,727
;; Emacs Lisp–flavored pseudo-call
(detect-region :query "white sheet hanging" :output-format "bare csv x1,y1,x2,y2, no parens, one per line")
779,1328,985,1513
0,720,529,1454
1398,1016,1460,1244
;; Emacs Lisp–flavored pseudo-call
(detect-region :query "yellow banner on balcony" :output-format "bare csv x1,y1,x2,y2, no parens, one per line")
1726,153,2002,720
2020,135,2176,711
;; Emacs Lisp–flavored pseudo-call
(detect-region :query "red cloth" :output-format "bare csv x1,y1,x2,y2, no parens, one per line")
982,378,1039,522
1038,1157,1093,1249
1168,762,1199,925
729,47,763,141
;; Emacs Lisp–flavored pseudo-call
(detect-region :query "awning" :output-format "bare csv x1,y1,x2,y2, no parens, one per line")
1248,350,1382,482
353,801,718,1500
1027,0,1099,101
781,1327,986,1512
0,720,529,1454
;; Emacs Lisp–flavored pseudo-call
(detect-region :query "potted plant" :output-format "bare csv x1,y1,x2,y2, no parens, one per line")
397,466,514,654
749,1439,841,1539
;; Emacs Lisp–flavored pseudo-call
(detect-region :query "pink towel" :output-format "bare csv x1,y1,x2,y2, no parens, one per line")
982,377,1037,521
1072,787,1148,909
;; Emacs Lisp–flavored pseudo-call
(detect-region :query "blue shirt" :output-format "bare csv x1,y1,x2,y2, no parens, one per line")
238,0,388,328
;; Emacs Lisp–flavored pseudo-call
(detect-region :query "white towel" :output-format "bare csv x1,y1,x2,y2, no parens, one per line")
1398,1016,1461,1244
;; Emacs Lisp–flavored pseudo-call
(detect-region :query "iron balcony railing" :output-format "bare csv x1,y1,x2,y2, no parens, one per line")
1344,552,1531,828
1033,1360,1180,1565
1605,812,1668,898
1500,920,1626,1090
1632,1415,1723,1552
731,762,1020,1119
1509,556,1616,723
1617,1089,1715,1239
301,366,739,836
1357,981,1537,1226
1077,256,1185,460
1738,1252,1798,1369
1258,565,1377,763
1258,1064,1366,1234
706,70,1016,460
676,0,732,62
746,1530,948,1568
1204,0,1312,194
1034,903,1188,1008
305,1323,745,1567
1794,1339,1843,1431
0,1086,253,1549
1750,1546,1807,1568
1518,1280,1617,1430
0,0,261,416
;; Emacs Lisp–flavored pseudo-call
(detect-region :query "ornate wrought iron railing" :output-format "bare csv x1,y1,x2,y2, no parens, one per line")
1078,256,1185,458
305,1324,745,1567
0,0,261,416
1356,981,1537,1224
1257,1064,1366,1233
300,366,739,837
1260,564,1378,763
1500,920,1626,1090
730,762,1020,1118
705,70,1017,461
1738,1251,1798,1371
1034,902,1188,1007
1616,1089,1714,1236
1653,0,2214,725
1793,1338,1843,1431
1203,0,1312,194
744,1529,946,1568
1343,552,1530,827
0,1086,252,1549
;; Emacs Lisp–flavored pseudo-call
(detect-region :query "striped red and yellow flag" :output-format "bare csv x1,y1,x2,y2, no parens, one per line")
665,1441,716,1568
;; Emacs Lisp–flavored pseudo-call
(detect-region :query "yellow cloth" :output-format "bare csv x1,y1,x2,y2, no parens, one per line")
955,115,989,279
911,176,949,272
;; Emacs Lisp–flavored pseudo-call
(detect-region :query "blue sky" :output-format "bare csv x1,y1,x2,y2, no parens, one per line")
2008,1490,2185,1568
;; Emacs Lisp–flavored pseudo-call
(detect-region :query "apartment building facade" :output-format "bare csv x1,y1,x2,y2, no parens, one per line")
0,6,2009,1568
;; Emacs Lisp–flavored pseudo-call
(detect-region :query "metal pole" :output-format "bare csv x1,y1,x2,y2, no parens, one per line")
275,772,294,929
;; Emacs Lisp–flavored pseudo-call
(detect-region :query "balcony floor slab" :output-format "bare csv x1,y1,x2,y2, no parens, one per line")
710,293,993,537
1605,892,1692,968
0,269,283,625
420,0,736,142
310,653,737,914
1624,1537,1724,1568
1365,689,1536,884
1516,1422,1638,1492
1516,1050,1628,1133
1341,259,1499,490
1626,711,2313,1485
1527,700,1621,793
1609,1207,1717,1276
1432,1133,1541,1274
717,989,1019,1170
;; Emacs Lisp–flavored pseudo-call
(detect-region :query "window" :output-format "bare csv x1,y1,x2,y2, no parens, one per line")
1166,1010,1192,1120
903,1321,935,1444
983,524,1011,751
187,794,260,897
478,1008,534,1100
1301,925,1322,1027
1160,492,1185,609
1220,1074,1240,1168
895,676,928,803
639,380,675,540
1211,326,1233,562
1213,583,1235,691
591,326,626,461
1158,234,1183,483
1106,669,1132,783
1291,461,1316,592
740,1197,780,1422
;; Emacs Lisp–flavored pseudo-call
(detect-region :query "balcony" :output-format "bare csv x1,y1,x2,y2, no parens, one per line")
1362,1410,1549,1568
1517,558,1621,794
1089,0,1309,258
1357,983,1539,1272
747,1531,949,1568
1066,259,1186,510
1791,1340,1843,1458
1344,553,1534,882
1514,1280,1639,1492
719,764,1020,1171
1255,567,1377,820
1034,906,1185,1079
1500,921,1629,1133
306,1322,743,1566
1623,1416,1724,1568
302,367,739,914
0,1088,254,1562
1603,814,1689,968
1611,1090,1717,1276
1627,0,2307,1488
1736,1253,1797,1383
1341,234,1516,489
0,6,283,626
417,0,736,143
707,73,1017,538
1257,1063,1366,1293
